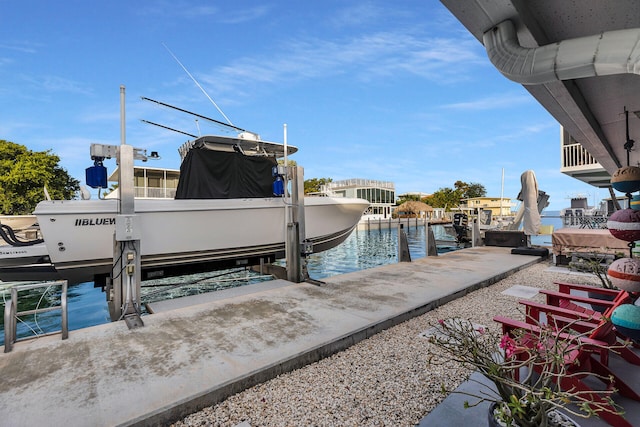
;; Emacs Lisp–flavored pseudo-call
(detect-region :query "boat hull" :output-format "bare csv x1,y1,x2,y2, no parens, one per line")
0,197,368,284
0,215,38,231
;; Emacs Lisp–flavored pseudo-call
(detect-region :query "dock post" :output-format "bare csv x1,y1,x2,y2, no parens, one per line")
426,222,438,256
398,223,411,262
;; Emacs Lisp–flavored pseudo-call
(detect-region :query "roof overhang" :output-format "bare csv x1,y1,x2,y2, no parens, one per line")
440,0,640,177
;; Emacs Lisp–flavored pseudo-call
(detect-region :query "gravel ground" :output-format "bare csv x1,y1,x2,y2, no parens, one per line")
172,260,600,427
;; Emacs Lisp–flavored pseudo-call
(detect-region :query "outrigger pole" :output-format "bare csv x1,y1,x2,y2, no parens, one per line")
141,96,249,133
140,119,198,138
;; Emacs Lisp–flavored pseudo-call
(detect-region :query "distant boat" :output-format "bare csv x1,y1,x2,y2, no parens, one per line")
0,133,369,285
558,196,627,228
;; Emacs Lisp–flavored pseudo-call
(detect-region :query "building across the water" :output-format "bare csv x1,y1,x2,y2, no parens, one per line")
106,166,180,199
322,179,396,219
458,197,516,226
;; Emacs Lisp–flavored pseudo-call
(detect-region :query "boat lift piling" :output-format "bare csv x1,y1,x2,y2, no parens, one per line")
88,86,150,326
425,222,438,256
114,86,143,328
398,223,411,262
284,165,312,283
281,123,311,283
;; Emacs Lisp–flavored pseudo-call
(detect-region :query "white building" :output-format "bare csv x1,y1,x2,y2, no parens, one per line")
322,179,395,219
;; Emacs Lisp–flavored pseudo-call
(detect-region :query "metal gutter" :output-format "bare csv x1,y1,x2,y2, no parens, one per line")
483,20,640,85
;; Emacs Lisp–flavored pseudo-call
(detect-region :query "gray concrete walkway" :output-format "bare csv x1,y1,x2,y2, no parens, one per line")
0,247,542,427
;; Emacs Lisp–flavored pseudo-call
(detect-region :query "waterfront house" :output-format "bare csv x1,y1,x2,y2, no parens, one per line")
321,179,396,220
105,166,180,199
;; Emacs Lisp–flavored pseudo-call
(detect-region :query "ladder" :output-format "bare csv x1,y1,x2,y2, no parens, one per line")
3,280,68,353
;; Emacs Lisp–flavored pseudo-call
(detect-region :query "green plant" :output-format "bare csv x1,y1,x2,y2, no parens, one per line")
568,253,616,289
428,317,624,427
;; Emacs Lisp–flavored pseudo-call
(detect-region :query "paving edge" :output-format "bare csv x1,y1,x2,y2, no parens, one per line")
123,256,545,427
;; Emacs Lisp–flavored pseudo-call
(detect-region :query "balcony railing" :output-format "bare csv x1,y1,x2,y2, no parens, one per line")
561,143,600,170
134,187,177,199
327,179,395,190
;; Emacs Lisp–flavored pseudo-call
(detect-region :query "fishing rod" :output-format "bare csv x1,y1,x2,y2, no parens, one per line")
140,119,198,138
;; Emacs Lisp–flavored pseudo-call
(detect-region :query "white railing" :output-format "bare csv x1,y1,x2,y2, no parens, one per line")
327,179,395,190
561,143,600,169
134,187,177,199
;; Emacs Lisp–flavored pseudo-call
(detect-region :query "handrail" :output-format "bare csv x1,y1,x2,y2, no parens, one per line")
561,142,600,169
4,280,68,353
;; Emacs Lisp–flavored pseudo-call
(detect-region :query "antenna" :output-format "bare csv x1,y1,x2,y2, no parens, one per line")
162,42,235,126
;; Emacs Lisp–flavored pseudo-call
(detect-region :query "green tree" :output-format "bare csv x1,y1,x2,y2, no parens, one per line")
277,159,297,166
396,194,421,205
0,140,79,215
304,177,332,194
454,180,486,199
424,180,486,211
424,187,461,210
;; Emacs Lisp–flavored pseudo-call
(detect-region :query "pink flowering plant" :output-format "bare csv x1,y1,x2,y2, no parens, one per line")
428,317,623,427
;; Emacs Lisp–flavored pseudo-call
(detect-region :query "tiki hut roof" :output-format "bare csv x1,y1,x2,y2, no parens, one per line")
396,200,433,213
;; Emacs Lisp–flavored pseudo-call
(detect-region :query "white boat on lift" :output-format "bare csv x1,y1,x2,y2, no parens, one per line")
0,215,37,231
0,134,369,285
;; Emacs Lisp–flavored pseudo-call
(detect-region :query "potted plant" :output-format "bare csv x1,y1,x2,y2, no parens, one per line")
427,317,625,427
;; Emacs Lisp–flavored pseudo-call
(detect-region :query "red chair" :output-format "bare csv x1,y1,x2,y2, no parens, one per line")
494,314,639,427
519,290,640,366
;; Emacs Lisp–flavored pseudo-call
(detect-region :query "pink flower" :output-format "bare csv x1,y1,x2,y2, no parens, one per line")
500,334,517,358
438,319,445,325
476,327,486,335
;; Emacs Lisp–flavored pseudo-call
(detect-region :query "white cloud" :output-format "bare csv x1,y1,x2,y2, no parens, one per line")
217,5,271,24
329,3,390,28
197,29,486,102
0,41,40,54
443,93,534,111
18,75,94,96
137,1,268,23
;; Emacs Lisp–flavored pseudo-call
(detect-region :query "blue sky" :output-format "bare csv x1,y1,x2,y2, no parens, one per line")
0,0,609,211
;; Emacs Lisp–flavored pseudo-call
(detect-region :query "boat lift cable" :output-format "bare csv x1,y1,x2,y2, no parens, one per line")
117,240,140,321
110,242,128,280
0,224,44,247
140,97,249,134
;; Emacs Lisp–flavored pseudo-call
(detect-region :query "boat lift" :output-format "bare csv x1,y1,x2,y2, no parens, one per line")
86,86,158,326
85,88,311,325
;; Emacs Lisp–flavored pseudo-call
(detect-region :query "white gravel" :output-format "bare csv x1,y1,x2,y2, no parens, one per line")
171,260,600,427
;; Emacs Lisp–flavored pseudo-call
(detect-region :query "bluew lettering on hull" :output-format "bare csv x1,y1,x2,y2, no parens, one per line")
75,218,116,226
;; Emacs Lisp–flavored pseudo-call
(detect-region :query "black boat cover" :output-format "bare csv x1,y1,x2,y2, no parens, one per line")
175,149,277,199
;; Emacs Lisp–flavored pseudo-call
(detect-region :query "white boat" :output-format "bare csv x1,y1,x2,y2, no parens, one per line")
0,215,38,231
0,134,369,284
559,196,610,228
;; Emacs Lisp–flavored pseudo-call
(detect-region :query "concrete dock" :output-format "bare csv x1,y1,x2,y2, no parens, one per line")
0,246,543,426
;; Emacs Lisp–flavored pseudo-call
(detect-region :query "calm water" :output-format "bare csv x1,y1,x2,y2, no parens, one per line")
0,217,559,346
